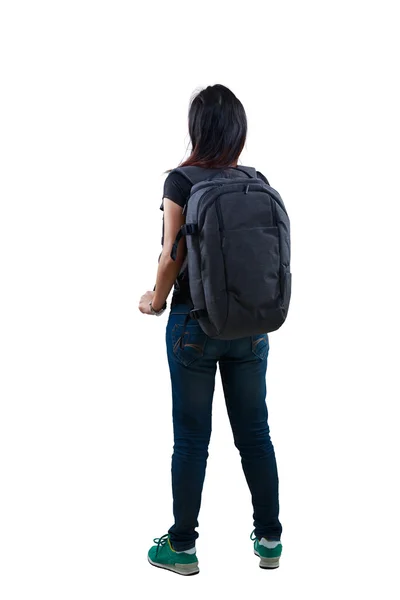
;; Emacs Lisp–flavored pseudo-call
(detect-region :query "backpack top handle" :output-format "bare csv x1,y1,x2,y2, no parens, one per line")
171,165,258,186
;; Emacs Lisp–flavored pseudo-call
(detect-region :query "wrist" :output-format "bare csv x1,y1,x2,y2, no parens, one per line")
151,298,165,313
149,299,167,315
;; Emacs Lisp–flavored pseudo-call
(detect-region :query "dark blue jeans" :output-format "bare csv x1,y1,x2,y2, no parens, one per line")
166,304,282,551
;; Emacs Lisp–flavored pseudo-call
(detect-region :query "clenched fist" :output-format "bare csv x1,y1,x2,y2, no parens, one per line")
138,290,155,315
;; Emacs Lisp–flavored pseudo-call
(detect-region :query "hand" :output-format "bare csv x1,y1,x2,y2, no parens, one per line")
138,290,155,315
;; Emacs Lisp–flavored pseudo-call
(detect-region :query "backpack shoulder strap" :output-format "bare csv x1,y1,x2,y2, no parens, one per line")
255,170,270,186
169,166,218,186
234,166,257,178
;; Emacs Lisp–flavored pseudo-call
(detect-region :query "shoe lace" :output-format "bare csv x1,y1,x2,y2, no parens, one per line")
250,529,257,541
153,534,169,555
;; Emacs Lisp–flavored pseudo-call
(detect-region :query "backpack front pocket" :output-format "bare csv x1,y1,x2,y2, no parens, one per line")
223,226,281,311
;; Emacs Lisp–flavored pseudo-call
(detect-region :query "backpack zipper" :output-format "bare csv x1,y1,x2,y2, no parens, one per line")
184,177,254,216
187,182,276,230
210,187,275,231
202,186,225,233
215,197,224,233
192,184,224,222
182,183,218,215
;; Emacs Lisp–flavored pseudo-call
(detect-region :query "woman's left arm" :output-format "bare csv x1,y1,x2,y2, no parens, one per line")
138,198,186,314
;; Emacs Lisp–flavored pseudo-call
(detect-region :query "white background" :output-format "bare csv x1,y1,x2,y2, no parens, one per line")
1,1,399,598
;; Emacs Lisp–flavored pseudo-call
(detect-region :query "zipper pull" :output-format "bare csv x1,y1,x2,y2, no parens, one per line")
182,203,188,215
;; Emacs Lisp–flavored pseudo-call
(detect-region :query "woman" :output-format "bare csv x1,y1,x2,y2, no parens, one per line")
139,84,283,576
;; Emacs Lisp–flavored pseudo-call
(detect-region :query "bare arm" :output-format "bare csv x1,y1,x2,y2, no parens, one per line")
138,198,186,314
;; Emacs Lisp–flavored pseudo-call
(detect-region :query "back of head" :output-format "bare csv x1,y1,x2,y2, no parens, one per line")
179,84,247,169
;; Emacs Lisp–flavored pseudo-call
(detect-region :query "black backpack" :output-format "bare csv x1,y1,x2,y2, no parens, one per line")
169,165,291,340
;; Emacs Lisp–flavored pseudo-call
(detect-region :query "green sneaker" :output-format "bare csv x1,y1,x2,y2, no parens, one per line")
250,529,282,569
147,534,199,576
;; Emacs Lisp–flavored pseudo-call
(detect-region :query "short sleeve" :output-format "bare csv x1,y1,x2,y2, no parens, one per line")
160,171,192,211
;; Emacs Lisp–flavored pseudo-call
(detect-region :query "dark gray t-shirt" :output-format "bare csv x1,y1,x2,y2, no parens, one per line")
161,167,270,307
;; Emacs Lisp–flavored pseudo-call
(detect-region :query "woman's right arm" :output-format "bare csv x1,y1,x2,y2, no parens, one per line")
151,198,186,312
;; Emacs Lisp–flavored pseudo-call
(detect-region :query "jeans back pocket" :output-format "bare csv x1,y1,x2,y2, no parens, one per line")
171,323,208,367
251,333,269,360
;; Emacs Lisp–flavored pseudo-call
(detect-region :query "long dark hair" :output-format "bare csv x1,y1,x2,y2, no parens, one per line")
166,84,247,172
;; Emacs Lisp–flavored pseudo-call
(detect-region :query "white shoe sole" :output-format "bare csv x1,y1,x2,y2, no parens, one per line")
148,556,199,576
254,551,280,569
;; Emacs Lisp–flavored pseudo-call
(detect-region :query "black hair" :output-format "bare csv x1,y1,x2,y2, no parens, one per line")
167,84,247,171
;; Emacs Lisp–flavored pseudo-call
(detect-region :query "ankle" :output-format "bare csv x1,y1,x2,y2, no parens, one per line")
260,538,281,549
171,542,196,554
